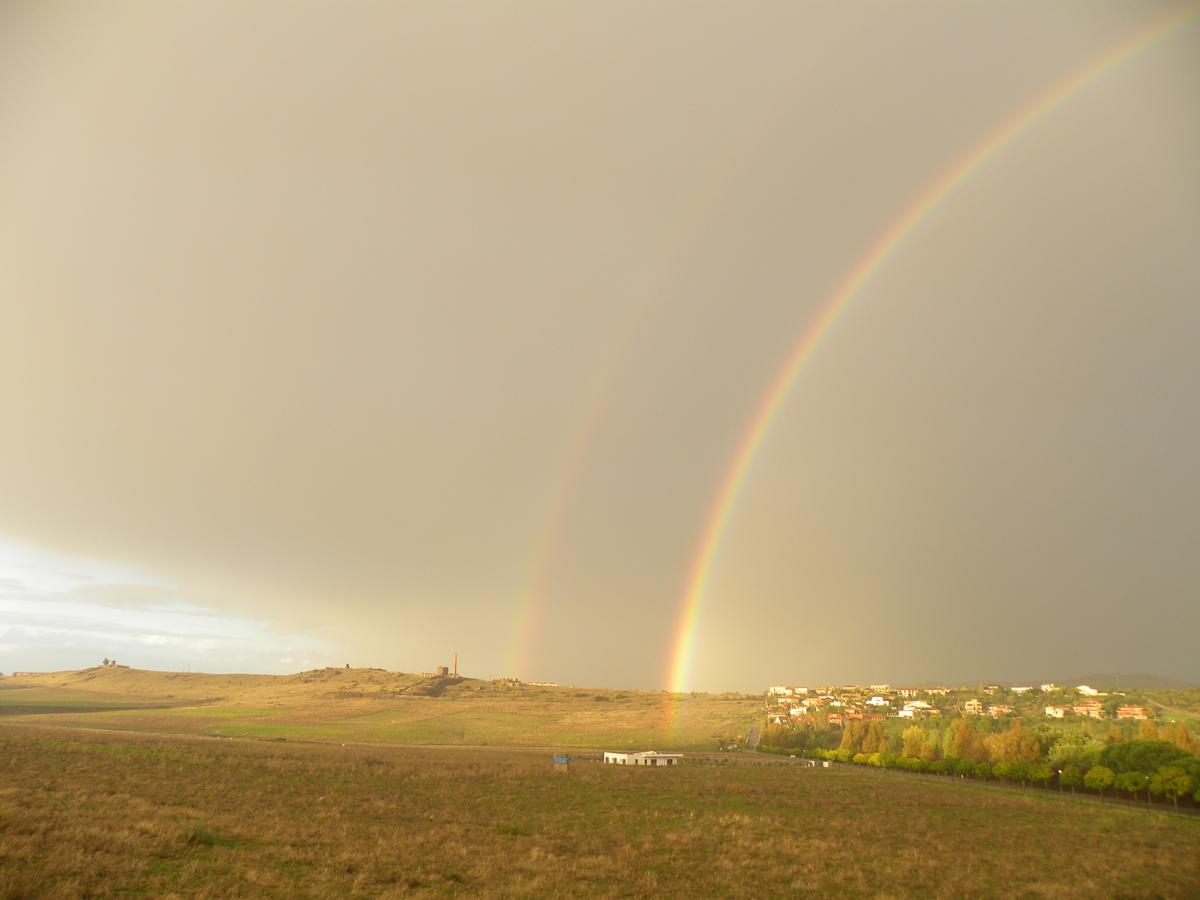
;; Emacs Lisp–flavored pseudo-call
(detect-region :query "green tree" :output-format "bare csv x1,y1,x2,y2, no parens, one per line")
1162,722,1200,755
1008,762,1032,786
1058,764,1082,794
1028,764,1053,789
945,718,988,763
1114,771,1148,803
761,723,793,749
1083,765,1114,795
901,725,925,759
985,719,1041,765
1099,740,1193,777
839,721,863,753
1149,766,1193,810
861,720,885,754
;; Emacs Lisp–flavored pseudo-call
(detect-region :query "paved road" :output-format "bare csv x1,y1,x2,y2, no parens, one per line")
746,725,761,749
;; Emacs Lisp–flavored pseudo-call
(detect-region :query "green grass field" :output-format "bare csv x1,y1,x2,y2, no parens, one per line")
2,725,1198,897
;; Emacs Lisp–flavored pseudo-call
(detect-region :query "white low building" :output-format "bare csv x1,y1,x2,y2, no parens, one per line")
603,750,683,767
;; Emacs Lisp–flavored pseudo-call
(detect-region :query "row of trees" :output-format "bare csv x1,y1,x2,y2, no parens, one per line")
836,716,1200,763
762,712,1199,760
806,743,1198,808
762,712,1200,809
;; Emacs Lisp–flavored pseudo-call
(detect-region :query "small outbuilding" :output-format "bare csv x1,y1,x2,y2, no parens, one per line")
603,750,683,767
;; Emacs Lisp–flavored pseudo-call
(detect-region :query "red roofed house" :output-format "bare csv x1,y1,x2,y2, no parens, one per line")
1116,705,1148,720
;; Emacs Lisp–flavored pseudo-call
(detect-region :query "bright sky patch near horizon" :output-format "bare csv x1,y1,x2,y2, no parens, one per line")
1,2,1197,692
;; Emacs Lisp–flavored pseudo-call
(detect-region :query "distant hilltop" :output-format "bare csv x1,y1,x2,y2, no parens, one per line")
1049,673,1198,691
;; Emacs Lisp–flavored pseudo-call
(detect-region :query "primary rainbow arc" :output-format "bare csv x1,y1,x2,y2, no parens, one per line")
665,3,1199,703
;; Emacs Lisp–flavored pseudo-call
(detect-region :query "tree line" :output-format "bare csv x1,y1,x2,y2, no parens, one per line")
762,716,1200,809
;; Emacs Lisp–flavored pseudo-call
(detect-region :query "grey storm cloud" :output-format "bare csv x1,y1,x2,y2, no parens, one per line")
0,1,1197,689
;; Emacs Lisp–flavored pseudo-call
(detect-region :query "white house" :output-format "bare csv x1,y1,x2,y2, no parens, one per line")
899,700,934,718
1010,686,1033,694
1040,683,1059,692
1076,685,1099,696
767,686,794,697
866,696,890,707
603,751,683,767
1044,706,1067,718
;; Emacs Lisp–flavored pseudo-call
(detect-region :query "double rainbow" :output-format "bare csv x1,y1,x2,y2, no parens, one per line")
665,3,1199,703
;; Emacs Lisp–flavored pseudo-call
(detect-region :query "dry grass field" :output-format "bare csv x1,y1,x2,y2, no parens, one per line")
0,668,758,751
2,725,1198,898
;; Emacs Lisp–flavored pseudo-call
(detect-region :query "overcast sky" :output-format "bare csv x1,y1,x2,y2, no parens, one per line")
1,2,1197,691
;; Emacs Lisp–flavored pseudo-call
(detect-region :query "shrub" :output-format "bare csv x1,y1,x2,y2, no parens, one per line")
181,823,219,847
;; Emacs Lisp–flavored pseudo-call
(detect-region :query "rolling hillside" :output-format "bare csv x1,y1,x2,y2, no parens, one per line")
0,667,760,752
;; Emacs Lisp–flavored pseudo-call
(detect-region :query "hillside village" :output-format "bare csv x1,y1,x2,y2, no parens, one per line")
758,680,1200,810
764,682,1165,727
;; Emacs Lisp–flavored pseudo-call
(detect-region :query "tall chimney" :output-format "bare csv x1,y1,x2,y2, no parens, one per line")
453,652,457,677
